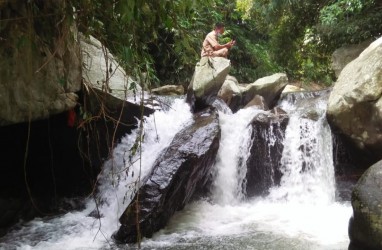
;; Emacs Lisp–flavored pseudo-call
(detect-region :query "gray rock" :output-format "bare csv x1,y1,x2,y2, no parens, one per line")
348,159,382,250
218,73,288,112
244,95,268,110
114,109,221,243
187,57,231,111
327,37,382,159
80,35,140,100
0,1,81,126
151,85,184,95
242,73,288,109
331,40,372,77
217,75,242,111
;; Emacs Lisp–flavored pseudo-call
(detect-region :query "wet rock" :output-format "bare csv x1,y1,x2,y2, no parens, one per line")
327,37,382,159
186,57,231,111
245,109,289,197
332,132,375,202
244,95,268,110
211,97,233,114
114,109,221,243
348,159,382,250
151,85,184,96
85,88,154,169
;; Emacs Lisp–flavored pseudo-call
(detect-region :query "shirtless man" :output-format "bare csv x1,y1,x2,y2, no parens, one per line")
201,23,236,58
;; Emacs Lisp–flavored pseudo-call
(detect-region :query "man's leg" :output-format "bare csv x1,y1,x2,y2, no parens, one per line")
212,48,228,57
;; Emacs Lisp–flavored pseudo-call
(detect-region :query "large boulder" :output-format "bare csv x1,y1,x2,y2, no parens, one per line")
242,73,288,108
186,57,231,111
331,40,372,77
244,95,268,110
217,75,242,111
327,37,382,159
81,34,154,170
348,160,382,250
80,35,139,100
0,1,81,126
218,73,288,112
114,109,221,243
245,109,289,197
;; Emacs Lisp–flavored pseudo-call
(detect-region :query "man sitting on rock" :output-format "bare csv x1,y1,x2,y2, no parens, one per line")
201,23,236,58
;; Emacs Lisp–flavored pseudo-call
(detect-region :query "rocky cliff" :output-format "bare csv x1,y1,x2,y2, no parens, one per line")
0,1,81,126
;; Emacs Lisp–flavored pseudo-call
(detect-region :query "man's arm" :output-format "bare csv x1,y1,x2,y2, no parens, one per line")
206,32,236,51
213,40,236,50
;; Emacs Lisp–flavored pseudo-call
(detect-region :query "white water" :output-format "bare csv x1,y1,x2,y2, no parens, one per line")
0,99,193,250
0,94,352,250
212,108,262,204
140,94,351,249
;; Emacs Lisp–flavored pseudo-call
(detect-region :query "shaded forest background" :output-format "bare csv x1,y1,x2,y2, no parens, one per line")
69,0,381,86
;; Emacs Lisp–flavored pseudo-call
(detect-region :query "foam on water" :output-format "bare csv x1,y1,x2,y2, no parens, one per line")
141,92,351,249
141,199,351,249
0,99,192,250
0,92,353,250
212,107,263,204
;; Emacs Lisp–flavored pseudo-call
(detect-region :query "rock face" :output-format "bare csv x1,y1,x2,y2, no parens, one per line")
217,75,242,111
331,40,372,77
327,37,382,159
81,35,139,100
81,35,154,167
218,73,288,112
244,95,268,110
242,73,288,109
245,109,289,197
151,85,185,95
84,88,154,168
187,57,231,111
348,160,382,250
114,109,221,243
0,1,81,126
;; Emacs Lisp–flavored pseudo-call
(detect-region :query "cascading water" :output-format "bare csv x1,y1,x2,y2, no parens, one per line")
212,108,262,204
140,92,351,249
0,92,352,250
268,93,336,204
0,99,193,250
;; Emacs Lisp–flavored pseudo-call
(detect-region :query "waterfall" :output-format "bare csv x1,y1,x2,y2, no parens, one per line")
139,92,351,249
212,108,263,204
0,93,352,250
268,93,336,204
0,99,193,250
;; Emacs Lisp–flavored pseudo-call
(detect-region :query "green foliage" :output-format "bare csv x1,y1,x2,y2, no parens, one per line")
232,0,381,84
70,0,212,87
317,0,382,48
206,0,281,82
68,0,381,86
320,0,374,25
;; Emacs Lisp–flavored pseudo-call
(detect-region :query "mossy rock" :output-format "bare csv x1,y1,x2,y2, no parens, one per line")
349,159,382,250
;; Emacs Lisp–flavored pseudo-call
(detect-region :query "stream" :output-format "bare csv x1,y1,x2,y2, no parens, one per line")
0,93,352,250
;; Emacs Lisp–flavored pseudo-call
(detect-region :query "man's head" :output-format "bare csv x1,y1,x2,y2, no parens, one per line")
214,23,225,36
